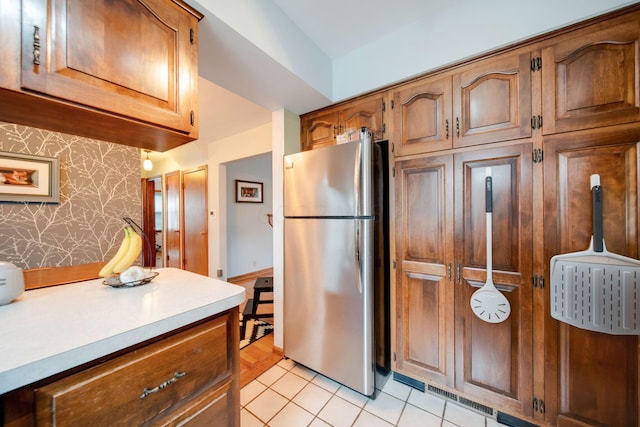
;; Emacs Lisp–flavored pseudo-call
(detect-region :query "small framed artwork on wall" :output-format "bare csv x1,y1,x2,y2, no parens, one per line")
235,180,263,203
0,151,60,203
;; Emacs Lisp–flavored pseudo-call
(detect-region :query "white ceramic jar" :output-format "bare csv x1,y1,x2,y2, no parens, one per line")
0,262,25,305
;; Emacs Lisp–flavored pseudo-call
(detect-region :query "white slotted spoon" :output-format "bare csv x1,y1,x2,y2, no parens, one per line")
470,168,511,323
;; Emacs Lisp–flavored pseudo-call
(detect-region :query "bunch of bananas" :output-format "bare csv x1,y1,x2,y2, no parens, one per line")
99,226,143,277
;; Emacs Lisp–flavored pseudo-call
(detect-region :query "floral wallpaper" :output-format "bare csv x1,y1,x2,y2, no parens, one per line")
0,122,141,269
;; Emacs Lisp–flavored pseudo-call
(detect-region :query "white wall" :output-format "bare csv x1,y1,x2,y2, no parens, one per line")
208,123,273,279
332,0,635,100
271,109,301,350
226,153,273,277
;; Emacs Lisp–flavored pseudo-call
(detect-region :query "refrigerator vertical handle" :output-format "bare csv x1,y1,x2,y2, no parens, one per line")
353,142,362,216
354,220,363,294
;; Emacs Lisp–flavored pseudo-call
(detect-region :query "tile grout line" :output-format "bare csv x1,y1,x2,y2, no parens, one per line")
242,360,497,427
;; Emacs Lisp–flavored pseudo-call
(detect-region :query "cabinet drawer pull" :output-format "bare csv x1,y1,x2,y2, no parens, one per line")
139,371,187,399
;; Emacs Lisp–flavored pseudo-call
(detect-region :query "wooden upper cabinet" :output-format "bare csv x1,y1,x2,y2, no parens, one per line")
392,76,452,156
301,110,340,151
453,51,532,148
541,11,640,134
21,0,199,135
393,50,532,156
301,94,386,150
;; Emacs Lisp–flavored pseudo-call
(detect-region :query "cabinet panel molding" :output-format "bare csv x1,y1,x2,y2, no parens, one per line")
542,14,640,134
543,133,639,427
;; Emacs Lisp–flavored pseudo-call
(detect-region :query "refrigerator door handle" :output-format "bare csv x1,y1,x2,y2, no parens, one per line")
354,220,363,294
353,141,362,216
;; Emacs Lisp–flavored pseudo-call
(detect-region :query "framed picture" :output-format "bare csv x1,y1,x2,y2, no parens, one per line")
0,151,60,203
235,180,263,203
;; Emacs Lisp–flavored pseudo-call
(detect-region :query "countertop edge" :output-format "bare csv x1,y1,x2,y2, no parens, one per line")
0,269,245,395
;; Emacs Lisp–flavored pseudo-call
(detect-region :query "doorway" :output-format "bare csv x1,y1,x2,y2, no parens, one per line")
143,167,208,274
142,176,163,267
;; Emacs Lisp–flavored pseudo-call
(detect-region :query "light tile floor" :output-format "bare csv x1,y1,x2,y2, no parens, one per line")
241,359,510,427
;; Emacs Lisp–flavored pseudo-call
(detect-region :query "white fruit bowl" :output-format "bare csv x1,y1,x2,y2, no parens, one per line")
102,271,159,288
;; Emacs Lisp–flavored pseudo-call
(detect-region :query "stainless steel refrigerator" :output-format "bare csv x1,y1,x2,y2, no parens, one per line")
283,128,389,397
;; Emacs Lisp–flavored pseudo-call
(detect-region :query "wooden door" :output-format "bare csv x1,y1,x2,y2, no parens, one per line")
453,143,533,416
394,153,455,388
182,166,208,276
165,171,181,268
301,109,340,151
20,0,199,134
541,12,640,135
141,178,156,267
340,94,386,141
453,51,532,148
543,131,639,427
392,75,453,157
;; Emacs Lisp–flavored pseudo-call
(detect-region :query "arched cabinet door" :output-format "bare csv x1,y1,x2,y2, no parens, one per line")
543,130,640,427
21,0,200,135
541,12,640,134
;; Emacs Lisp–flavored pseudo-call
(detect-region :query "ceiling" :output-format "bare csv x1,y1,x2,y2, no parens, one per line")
190,0,452,144
185,0,634,147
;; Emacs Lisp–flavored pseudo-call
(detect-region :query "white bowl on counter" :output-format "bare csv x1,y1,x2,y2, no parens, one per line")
0,262,25,305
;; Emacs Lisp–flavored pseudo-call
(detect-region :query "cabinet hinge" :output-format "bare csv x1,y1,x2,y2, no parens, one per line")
382,123,386,134
532,274,545,289
393,259,397,269
530,57,542,71
382,101,386,112
391,99,395,109
532,148,543,163
531,115,543,130
533,397,545,414
392,166,396,177
190,110,195,126
391,142,395,153
393,352,396,361
190,28,195,45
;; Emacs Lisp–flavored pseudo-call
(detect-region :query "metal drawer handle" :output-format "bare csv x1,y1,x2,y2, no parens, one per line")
140,371,187,399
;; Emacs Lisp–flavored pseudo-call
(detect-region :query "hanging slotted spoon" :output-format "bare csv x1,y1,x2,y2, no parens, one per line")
470,168,511,323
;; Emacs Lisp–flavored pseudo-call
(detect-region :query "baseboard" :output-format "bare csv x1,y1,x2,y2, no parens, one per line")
227,267,273,284
273,345,284,357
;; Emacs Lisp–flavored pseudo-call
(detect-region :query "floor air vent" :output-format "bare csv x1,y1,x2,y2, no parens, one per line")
427,384,458,402
459,396,494,416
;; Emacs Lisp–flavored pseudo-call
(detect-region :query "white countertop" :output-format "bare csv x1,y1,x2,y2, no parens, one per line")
0,267,245,395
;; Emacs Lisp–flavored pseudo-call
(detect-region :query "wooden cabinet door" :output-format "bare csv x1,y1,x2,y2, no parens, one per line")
541,13,640,135
301,110,340,150
21,0,198,135
340,95,386,142
392,76,453,157
165,171,182,268
453,143,533,416
182,166,208,276
453,51,532,148
543,131,639,427
395,154,455,387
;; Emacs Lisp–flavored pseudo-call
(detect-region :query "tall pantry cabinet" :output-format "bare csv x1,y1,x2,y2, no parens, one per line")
299,5,640,426
393,48,534,418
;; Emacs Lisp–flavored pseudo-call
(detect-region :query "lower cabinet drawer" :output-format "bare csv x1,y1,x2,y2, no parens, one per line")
34,315,231,426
